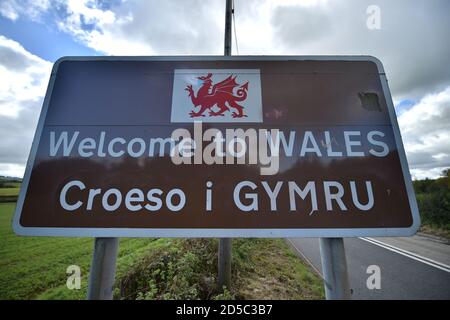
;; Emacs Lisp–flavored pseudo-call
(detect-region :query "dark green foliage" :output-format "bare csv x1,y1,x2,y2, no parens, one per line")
116,238,324,300
117,239,218,300
413,170,450,234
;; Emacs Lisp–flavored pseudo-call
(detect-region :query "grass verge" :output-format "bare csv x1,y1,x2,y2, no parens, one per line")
419,224,450,240
117,238,324,300
0,202,161,299
0,203,324,300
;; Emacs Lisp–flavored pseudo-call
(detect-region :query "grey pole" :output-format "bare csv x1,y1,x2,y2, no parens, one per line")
217,0,233,291
224,0,232,56
218,236,232,290
319,238,351,300
87,237,119,300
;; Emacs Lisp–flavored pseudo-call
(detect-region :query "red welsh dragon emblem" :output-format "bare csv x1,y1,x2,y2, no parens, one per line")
185,73,249,118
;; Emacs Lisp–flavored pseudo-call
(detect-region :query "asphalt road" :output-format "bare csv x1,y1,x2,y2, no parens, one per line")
287,235,450,299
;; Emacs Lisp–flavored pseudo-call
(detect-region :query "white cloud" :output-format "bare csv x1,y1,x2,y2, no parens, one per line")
2,0,449,97
269,0,450,100
53,0,154,55
398,86,450,179
0,36,52,177
0,36,51,117
48,0,225,55
409,167,449,181
0,1,19,21
0,163,25,178
0,0,50,22
0,0,222,56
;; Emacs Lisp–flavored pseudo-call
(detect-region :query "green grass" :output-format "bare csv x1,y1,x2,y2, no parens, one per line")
116,238,324,300
0,188,20,196
0,203,166,299
0,203,324,300
231,238,324,299
0,187,20,202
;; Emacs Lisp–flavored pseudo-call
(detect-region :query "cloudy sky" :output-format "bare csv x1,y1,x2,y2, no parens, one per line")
0,0,449,179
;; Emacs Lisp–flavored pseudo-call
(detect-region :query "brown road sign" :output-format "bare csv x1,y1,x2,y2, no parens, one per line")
13,56,420,237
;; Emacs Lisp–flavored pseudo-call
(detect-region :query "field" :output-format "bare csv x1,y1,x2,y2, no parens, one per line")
0,188,20,196
0,186,20,202
0,202,324,300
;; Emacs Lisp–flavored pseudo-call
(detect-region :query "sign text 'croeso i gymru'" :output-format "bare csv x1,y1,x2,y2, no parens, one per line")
13,56,420,237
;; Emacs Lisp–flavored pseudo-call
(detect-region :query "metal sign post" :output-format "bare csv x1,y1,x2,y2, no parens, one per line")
217,0,233,292
218,236,232,290
224,0,232,56
87,237,119,300
319,238,351,300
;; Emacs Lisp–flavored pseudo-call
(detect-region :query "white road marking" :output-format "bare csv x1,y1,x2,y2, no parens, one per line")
360,237,450,273
286,239,324,279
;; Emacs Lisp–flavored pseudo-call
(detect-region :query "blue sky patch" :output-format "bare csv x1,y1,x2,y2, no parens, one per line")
395,99,416,115
0,16,98,62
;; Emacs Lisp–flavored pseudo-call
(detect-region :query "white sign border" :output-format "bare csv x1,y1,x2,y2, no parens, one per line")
12,55,421,238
